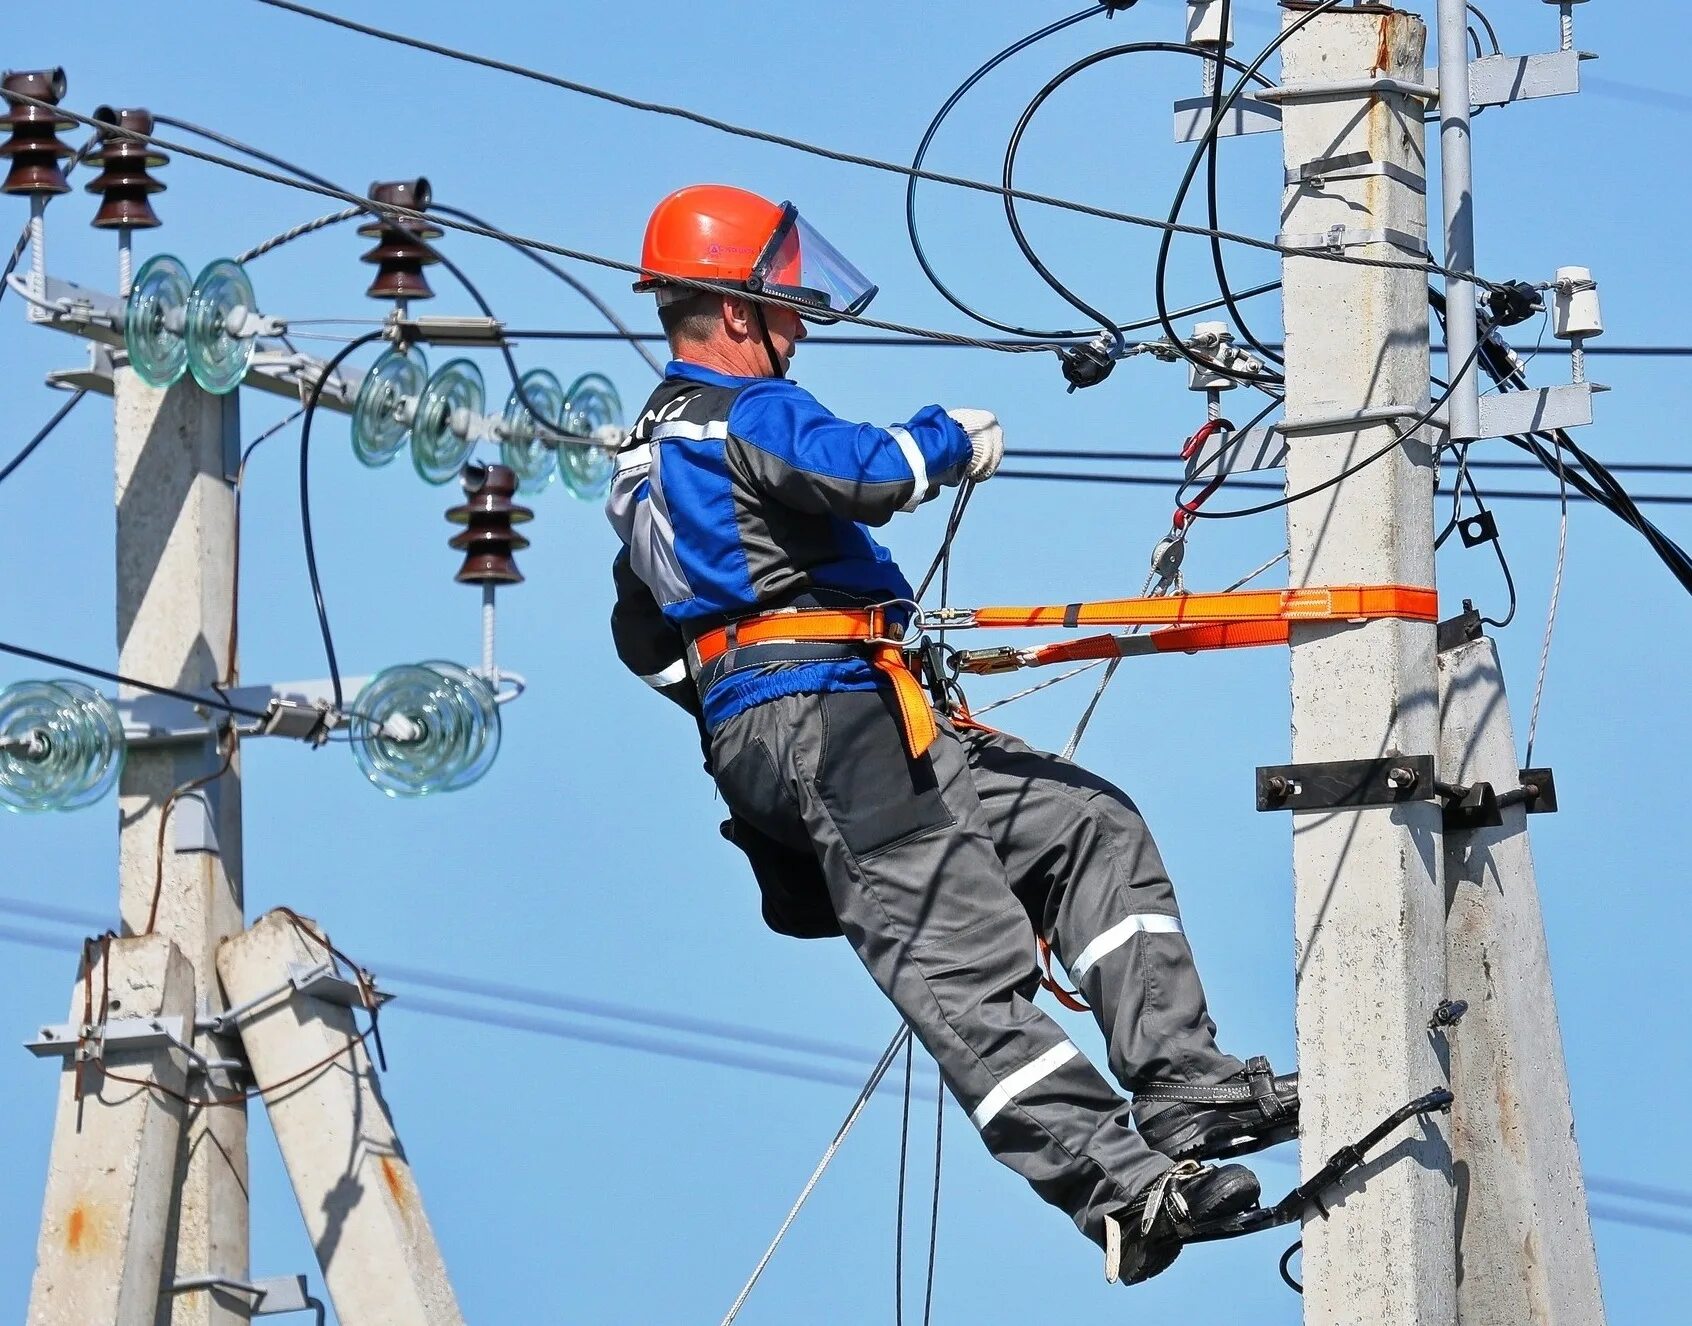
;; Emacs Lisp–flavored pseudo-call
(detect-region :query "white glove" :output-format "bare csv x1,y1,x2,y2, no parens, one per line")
947,407,1004,482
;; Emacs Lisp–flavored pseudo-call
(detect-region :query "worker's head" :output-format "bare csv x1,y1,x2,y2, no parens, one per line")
635,184,878,378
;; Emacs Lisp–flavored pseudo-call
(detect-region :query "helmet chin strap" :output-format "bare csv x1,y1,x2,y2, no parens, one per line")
752,303,787,379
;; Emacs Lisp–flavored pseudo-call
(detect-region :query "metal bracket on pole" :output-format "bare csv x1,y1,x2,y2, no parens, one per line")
1455,50,1592,108
45,339,119,396
1475,382,1598,438
201,960,391,1037
1286,152,1427,194
1172,94,1282,143
1257,76,1438,104
1256,754,1436,812
1276,223,1428,256
26,1014,188,1060
117,675,371,747
170,1274,324,1320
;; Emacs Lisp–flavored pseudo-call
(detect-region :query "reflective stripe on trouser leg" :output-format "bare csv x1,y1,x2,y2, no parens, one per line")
957,723,1245,1091
706,692,1174,1247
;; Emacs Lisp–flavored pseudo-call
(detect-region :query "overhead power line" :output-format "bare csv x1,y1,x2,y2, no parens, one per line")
1,900,1686,1232
998,468,1692,506
241,0,1503,292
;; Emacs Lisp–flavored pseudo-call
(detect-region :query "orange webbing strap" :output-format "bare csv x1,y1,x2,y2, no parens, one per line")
869,644,939,761
690,609,938,761
1004,619,1293,672
970,584,1438,631
1037,935,1091,1013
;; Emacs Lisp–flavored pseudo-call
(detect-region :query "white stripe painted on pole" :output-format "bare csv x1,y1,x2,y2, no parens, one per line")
1069,914,1184,981
970,1041,1080,1130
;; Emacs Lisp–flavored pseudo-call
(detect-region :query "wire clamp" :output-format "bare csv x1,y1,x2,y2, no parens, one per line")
1276,224,1428,258
260,697,336,747
1285,153,1426,195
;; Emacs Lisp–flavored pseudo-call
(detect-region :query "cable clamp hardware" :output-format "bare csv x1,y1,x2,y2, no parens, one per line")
261,697,337,747
1276,224,1428,257
1286,153,1426,194
200,960,389,1036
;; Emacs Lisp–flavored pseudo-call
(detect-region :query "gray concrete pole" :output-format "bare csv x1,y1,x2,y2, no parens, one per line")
1437,0,1480,440
113,368,250,1323
26,936,195,1326
1437,633,1605,1324
218,911,466,1326
1278,9,1454,1326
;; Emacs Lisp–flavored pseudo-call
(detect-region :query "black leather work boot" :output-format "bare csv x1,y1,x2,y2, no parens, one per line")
1132,1057,1299,1162
1103,1160,1262,1286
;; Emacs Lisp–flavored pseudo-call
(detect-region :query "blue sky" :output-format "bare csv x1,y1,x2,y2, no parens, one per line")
3,1,1689,1321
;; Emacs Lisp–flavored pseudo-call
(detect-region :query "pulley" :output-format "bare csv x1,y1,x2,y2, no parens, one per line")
0,679,125,813
411,357,484,485
347,661,501,797
351,344,429,467
498,368,565,495
558,372,622,499
123,252,192,387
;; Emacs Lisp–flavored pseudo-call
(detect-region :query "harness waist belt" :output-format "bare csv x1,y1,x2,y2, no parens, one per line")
689,608,938,760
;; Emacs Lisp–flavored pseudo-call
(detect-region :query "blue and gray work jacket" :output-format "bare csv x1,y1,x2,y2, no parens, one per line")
605,360,972,730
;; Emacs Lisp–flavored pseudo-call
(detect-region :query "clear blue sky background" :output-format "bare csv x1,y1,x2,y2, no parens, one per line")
4,1,1689,1321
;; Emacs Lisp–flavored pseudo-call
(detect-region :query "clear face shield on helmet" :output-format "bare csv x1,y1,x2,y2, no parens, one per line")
747,203,879,323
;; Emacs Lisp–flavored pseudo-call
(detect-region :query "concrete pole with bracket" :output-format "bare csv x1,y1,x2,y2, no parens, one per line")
218,909,466,1326
1276,6,1453,1324
1436,627,1605,1323
25,936,195,1325
114,368,250,1324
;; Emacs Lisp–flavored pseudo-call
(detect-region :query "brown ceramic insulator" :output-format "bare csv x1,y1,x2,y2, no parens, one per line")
359,176,441,303
446,464,534,585
86,108,166,228
1,69,76,197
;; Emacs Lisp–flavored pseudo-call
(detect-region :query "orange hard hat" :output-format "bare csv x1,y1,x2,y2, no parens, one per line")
635,184,877,321
635,184,788,300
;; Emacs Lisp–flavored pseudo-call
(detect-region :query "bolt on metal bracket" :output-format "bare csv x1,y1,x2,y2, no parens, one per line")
199,960,391,1037
1256,754,1436,812
26,1014,188,1060
1286,152,1427,194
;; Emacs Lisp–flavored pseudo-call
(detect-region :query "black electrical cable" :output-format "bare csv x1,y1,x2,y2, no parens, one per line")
1279,1240,1303,1294
914,480,976,603
894,1034,913,1326
1465,468,1518,629
1201,0,1285,374
1468,3,1503,55
921,1083,942,1326
224,8,1501,291
428,201,663,379
0,640,270,721
1187,328,1493,521
998,38,1276,351
906,3,1110,340
1154,0,1347,388
0,390,87,489
299,330,386,709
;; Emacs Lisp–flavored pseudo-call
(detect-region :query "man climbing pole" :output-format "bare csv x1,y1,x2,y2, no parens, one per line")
606,183,1298,1283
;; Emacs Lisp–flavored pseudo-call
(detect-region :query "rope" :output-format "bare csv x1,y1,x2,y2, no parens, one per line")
236,205,363,263
1525,433,1570,766
719,1025,911,1325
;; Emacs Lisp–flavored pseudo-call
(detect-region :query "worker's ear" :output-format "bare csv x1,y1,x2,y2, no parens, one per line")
722,294,754,340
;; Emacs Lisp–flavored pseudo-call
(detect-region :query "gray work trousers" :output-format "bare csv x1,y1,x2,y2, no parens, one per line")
709,685,1243,1246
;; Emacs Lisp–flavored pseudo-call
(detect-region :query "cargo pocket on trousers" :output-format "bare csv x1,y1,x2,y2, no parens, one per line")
715,737,808,850
815,688,953,860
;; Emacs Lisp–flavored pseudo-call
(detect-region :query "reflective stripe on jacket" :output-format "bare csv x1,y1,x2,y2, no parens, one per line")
605,360,971,727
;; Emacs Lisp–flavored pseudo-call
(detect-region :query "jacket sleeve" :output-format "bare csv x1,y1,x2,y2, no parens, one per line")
610,547,700,718
724,378,973,527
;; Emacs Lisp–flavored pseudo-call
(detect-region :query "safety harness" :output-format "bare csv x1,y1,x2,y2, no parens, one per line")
688,584,1438,762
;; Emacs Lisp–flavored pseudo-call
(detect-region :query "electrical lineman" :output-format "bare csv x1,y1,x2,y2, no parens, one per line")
606,183,1299,1283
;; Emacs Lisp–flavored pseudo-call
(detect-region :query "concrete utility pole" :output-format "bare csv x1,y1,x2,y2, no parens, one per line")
1277,7,1452,1325
1438,633,1605,1322
115,370,249,1323
219,911,466,1326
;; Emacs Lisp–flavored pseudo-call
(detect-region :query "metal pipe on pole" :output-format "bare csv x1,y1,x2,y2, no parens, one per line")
1438,0,1480,441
